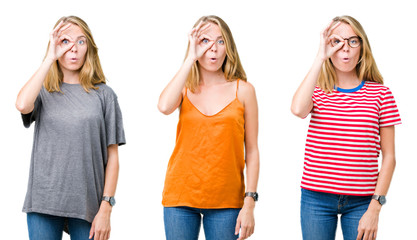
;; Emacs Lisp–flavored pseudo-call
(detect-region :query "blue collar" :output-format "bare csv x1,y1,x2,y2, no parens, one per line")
335,81,365,93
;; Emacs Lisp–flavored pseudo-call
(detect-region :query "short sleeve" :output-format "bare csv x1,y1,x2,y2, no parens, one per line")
21,94,41,128
104,97,126,146
379,88,401,127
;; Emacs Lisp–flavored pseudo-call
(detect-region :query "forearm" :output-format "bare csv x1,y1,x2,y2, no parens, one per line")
16,58,54,114
158,57,195,115
368,155,395,212
291,56,324,118
100,145,119,211
243,149,260,208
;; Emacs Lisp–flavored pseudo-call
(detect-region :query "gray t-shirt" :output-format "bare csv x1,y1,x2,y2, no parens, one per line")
22,82,125,222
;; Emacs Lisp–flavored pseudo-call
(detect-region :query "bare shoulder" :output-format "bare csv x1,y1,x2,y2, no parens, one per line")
237,80,257,106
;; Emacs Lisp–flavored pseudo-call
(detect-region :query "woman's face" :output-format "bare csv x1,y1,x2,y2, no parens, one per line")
330,23,361,74
57,24,88,72
197,23,227,73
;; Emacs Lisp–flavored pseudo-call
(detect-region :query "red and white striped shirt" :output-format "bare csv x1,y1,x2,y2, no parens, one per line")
301,81,401,196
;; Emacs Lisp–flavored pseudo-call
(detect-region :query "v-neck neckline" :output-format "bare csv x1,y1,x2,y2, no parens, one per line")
185,94,241,117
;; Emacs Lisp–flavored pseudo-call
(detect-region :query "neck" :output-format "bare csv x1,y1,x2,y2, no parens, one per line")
199,67,225,86
62,68,81,84
335,69,361,89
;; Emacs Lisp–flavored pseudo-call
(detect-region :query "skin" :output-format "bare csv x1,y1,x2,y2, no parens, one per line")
16,21,119,240
158,21,260,239
291,21,397,240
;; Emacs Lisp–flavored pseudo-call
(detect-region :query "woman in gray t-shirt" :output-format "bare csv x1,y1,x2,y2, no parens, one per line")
16,16,125,240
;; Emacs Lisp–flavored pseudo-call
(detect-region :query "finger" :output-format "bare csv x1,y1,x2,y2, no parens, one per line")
363,231,370,240
197,23,211,36
53,23,71,39
95,230,101,240
89,224,95,239
328,21,341,33
51,21,64,35
56,23,72,38
356,229,363,240
322,20,334,35
235,219,240,235
240,226,248,239
373,230,377,240
196,23,211,38
58,43,75,58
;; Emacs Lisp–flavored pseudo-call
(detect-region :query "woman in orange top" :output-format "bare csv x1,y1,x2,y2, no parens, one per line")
158,15,260,240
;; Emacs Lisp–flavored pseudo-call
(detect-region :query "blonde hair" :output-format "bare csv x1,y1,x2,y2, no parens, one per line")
318,15,383,93
185,15,246,93
44,16,105,92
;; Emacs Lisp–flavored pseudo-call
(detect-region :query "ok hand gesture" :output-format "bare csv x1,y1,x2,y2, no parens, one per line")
187,21,215,62
317,21,345,61
45,21,74,62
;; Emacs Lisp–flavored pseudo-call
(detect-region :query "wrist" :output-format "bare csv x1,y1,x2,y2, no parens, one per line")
314,55,326,65
368,199,382,213
99,201,113,213
243,197,255,209
43,57,56,66
185,56,197,64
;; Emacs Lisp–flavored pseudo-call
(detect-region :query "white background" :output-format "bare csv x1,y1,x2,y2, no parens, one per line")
1,0,415,239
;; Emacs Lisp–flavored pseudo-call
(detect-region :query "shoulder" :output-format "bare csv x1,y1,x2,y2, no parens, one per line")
94,83,118,101
238,80,256,96
237,80,257,106
364,81,393,96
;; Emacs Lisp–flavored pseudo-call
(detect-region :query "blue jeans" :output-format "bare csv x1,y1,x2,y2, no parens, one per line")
300,188,372,240
164,206,241,240
27,212,92,240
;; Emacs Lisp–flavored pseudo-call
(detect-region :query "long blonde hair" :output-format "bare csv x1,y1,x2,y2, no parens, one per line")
44,16,105,92
185,15,246,93
318,15,383,93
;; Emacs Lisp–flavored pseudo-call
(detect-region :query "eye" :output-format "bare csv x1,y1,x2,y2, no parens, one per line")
78,39,85,45
333,39,341,44
202,38,209,44
62,39,70,44
217,39,225,45
350,39,357,44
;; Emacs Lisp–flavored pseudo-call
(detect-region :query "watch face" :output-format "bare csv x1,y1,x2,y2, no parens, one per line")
379,196,386,205
110,197,116,206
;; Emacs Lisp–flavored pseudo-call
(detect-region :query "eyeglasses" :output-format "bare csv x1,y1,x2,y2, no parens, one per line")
330,36,362,48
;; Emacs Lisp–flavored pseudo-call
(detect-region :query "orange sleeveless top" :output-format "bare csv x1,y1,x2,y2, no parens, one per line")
162,80,245,208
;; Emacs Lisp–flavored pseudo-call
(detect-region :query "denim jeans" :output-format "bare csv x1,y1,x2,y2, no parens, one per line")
164,206,241,240
300,188,372,240
27,212,92,240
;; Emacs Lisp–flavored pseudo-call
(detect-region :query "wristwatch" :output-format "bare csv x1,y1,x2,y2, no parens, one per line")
245,192,259,202
371,195,386,206
102,196,116,206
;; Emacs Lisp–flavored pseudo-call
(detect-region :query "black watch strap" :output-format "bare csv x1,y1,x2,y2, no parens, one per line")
245,192,258,201
371,195,386,205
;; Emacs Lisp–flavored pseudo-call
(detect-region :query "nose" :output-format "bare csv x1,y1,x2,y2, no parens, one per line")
342,39,350,51
70,43,78,52
210,42,217,52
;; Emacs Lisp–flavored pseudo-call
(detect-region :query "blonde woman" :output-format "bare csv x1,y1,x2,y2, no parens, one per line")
291,16,401,240
16,16,125,240
158,15,259,240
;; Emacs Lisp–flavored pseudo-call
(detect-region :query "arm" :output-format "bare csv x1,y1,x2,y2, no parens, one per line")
157,21,214,115
89,144,119,240
291,21,343,118
356,126,396,240
16,21,73,114
235,82,260,240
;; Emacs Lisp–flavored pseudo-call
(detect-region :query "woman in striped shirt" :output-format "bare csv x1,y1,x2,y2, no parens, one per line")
291,16,401,240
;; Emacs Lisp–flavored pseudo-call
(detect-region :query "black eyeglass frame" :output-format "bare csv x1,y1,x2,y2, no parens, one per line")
331,36,362,48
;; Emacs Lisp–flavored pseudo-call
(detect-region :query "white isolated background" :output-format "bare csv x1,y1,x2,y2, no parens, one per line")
1,0,415,239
